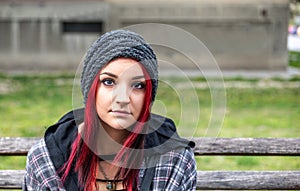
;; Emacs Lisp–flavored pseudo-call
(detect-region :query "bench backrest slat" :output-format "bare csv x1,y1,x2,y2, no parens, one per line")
0,137,40,155
1,137,300,156
192,138,300,156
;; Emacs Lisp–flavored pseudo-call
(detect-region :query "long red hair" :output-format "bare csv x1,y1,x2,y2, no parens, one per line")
61,63,153,191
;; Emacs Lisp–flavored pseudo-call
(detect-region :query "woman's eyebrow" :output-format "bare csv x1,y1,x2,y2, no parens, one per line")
100,72,144,80
99,72,118,78
132,75,145,80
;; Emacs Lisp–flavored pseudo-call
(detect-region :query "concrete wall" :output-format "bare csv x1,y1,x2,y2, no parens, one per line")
108,0,289,71
0,0,289,73
0,1,108,72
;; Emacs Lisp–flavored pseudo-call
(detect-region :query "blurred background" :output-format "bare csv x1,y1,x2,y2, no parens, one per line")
0,0,293,72
0,0,299,181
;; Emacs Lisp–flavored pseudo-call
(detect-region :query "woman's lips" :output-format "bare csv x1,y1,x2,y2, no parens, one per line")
110,110,131,116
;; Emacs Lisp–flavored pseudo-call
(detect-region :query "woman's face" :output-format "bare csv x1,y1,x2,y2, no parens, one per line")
96,58,146,131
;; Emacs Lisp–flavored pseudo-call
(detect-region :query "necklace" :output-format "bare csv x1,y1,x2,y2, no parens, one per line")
98,162,116,190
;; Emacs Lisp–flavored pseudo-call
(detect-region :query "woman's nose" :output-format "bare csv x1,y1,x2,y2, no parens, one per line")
114,84,130,104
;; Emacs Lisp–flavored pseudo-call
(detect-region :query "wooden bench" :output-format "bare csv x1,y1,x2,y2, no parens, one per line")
0,137,300,190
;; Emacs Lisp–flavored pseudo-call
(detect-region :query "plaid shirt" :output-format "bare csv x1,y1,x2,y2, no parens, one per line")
23,139,197,191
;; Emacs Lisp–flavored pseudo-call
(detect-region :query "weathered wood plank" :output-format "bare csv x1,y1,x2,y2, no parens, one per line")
1,137,300,156
197,171,300,190
0,170,24,189
192,138,300,156
1,170,300,190
0,137,40,155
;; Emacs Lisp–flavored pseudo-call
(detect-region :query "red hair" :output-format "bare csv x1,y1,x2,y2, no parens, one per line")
61,64,152,191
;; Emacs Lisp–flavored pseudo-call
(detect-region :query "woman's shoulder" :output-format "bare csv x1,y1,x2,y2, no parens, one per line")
159,147,196,166
26,138,53,168
26,138,62,179
25,139,66,190
142,147,197,190
27,139,46,158
145,114,195,154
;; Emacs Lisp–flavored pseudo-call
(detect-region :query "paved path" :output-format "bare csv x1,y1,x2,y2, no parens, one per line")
159,67,300,79
174,80,300,90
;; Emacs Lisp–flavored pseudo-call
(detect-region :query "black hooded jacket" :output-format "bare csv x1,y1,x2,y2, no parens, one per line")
44,108,194,190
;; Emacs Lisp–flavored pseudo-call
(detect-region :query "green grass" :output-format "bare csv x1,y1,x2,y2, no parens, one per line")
0,74,299,173
155,80,300,138
289,50,300,69
196,156,300,170
0,74,74,137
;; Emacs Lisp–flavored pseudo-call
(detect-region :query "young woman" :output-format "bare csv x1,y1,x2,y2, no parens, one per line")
23,30,197,191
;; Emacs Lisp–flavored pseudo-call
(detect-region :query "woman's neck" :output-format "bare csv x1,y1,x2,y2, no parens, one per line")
97,122,130,156
78,122,130,155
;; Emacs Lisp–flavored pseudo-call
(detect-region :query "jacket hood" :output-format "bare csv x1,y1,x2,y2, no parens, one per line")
44,108,194,188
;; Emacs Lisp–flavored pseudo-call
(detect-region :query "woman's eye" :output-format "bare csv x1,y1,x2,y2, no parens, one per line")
132,82,145,89
101,78,115,86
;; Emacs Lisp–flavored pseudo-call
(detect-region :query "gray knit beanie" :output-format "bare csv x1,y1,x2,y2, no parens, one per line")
81,29,158,104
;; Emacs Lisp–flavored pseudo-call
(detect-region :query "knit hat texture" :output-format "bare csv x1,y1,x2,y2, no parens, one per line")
81,30,158,104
